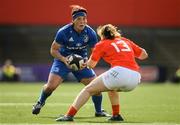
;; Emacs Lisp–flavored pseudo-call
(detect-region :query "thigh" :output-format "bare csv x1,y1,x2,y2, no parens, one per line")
50,60,70,80
72,67,96,83
85,75,109,95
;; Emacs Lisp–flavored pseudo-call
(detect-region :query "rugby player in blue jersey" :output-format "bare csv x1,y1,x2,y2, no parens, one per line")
32,5,109,117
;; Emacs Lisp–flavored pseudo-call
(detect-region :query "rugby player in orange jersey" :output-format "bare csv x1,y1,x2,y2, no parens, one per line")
56,24,148,122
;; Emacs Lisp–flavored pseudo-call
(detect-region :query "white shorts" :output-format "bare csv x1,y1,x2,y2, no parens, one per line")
102,66,141,91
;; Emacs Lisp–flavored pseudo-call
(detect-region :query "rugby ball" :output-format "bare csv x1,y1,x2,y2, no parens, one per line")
67,54,85,71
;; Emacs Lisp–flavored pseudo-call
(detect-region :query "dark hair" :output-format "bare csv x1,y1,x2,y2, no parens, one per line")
97,24,121,40
102,26,115,40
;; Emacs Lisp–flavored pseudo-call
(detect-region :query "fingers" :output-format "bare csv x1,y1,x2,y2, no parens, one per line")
79,62,87,70
61,56,71,68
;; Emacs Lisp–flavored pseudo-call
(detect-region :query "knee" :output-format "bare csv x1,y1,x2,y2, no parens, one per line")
108,91,114,97
108,91,118,97
83,86,92,96
43,82,57,92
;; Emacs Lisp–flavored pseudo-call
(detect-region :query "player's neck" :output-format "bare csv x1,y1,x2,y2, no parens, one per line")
73,24,83,34
74,27,82,33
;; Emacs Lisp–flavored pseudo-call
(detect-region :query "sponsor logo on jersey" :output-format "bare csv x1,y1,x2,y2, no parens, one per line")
66,45,87,50
83,35,89,43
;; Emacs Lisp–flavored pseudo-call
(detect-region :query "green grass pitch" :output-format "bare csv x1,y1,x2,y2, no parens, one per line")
0,82,180,125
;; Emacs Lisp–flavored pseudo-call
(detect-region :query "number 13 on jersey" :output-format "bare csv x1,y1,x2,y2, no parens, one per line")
111,40,131,53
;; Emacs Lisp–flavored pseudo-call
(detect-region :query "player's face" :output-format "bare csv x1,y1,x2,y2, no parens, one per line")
73,16,87,33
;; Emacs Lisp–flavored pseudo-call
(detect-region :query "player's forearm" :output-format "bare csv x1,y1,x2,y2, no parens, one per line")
87,59,97,69
50,49,66,62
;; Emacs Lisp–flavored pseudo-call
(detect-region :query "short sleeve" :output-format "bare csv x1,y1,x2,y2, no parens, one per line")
54,29,65,45
88,29,98,48
90,42,104,62
129,41,143,58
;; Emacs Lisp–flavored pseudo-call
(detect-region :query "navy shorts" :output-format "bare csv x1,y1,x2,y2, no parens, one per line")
50,60,96,82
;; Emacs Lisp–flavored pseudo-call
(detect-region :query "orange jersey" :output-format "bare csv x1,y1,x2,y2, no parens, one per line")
90,37,143,71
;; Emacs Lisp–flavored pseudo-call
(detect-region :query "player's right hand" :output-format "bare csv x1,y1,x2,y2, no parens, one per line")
61,56,71,68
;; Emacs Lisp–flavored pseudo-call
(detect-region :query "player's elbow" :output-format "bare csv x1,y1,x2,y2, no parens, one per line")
139,54,148,60
138,49,148,60
50,48,54,56
50,48,58,57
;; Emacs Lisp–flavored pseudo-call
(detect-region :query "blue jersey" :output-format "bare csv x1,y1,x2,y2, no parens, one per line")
54,23,98,59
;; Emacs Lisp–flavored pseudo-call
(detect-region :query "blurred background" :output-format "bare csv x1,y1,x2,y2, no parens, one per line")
0,0,180,83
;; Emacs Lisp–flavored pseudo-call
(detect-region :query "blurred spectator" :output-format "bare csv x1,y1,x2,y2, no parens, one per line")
0,59,21,82
171,66,180,83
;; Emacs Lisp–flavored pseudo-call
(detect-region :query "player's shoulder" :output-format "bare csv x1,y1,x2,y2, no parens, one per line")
85,25,94,30
121,37,134,43
121,37,137,48
85,25,96,33
121,37,130,41
57,23,72,33
95,39,108,47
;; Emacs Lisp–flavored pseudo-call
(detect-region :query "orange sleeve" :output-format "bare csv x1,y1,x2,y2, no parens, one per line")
129,41,143,58
90,42,104,62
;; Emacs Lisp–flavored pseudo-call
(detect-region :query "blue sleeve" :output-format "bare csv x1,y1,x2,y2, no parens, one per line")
54,29,65,45
88,29,98,48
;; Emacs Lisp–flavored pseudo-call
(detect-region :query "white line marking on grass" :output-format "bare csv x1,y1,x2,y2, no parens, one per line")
0,92,78,97
0,123,180,125
0,103,93,107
